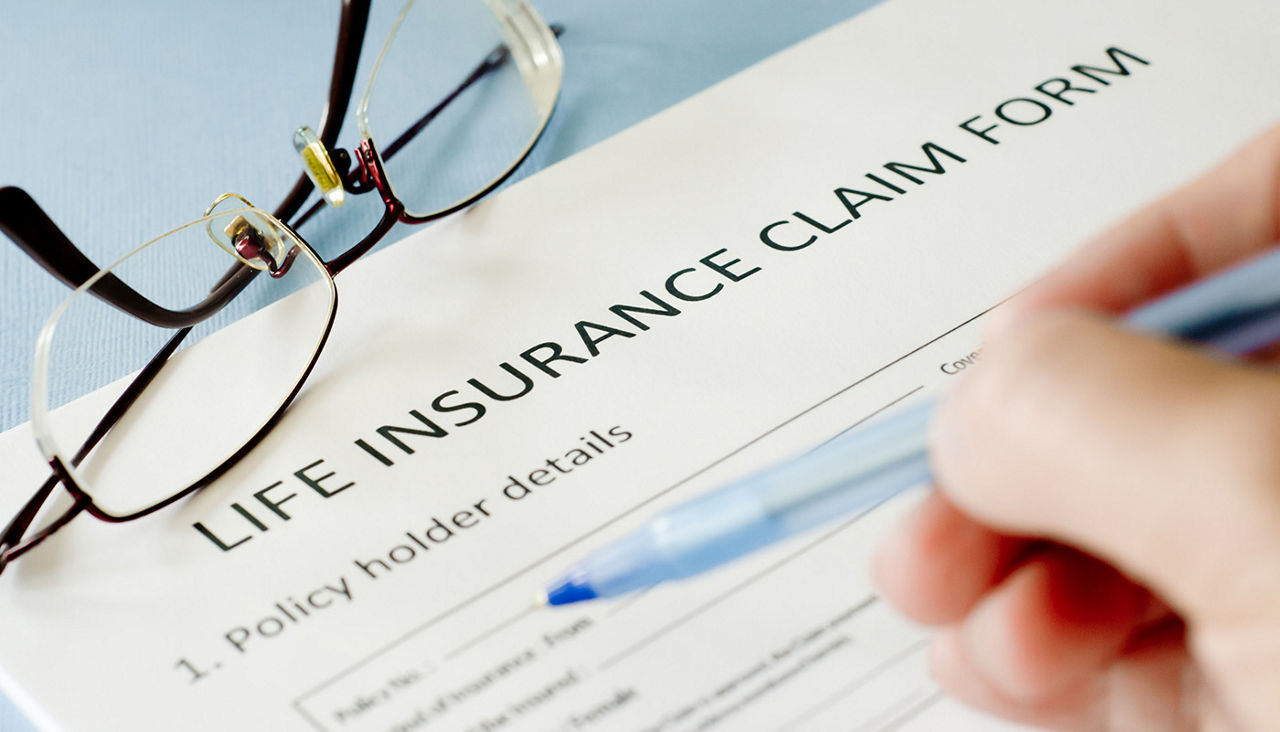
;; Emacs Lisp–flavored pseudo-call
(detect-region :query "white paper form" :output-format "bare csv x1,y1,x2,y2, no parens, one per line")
2,0,1279,729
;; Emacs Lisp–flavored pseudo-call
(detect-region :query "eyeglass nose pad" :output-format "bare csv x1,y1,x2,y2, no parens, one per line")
203,193,291,273
293,126,346,208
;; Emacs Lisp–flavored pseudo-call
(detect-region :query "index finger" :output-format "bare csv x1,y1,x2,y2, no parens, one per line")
991,124,1280,329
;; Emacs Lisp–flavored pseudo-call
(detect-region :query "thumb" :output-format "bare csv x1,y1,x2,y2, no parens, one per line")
931,309,1280,621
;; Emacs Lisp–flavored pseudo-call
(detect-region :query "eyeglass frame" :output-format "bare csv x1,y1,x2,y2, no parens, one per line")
0,0,564,573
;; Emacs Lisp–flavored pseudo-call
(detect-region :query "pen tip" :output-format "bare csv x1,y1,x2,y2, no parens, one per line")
544,574,598,606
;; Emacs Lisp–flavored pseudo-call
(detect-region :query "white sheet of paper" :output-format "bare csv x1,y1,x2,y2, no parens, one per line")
2,0,1279,729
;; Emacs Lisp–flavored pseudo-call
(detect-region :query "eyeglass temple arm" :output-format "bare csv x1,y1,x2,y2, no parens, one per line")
274,0,373,225
0,325,192,573
0,187,257,329
0,476,89,574
0,475,88,574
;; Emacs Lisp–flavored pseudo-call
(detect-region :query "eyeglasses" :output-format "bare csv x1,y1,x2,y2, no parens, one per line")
0,0,564,573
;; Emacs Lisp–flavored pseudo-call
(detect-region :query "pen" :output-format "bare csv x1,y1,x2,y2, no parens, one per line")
542,247,1280,606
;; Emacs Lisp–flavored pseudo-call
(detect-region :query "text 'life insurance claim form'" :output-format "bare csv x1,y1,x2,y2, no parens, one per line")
3,1,1280,730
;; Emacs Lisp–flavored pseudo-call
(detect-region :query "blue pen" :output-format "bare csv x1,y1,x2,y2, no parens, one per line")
542,247,1280,606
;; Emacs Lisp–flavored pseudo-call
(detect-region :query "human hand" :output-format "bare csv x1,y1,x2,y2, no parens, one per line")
874,126,1280,729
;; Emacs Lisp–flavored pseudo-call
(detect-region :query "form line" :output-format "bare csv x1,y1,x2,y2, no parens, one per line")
774,639,929,732
443,603,541,661
292,702,326,732
810,386,923,452
606,584,655,617
876,689,944,732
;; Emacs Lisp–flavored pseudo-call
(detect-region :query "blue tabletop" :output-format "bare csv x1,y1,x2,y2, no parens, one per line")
0,1,880,728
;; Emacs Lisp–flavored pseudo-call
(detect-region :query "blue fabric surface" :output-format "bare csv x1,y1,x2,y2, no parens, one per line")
0,1,881,728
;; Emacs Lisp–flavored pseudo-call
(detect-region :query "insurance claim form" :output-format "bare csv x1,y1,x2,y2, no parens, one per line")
3,0,1280,729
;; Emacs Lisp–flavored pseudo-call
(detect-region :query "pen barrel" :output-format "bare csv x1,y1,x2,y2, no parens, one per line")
753,399,933,536
1125,246,1280,355
576,401,936,599
576,495,778,599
